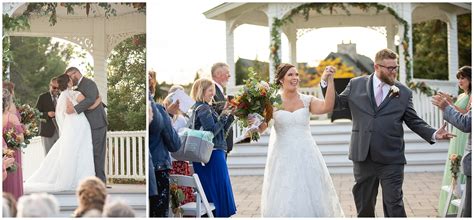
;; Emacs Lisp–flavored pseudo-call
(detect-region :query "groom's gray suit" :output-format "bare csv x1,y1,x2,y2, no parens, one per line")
323,73,436,217
74,77,108,183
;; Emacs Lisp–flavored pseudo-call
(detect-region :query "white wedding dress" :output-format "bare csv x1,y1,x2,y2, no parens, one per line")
261,93,344,217
25,89,95,192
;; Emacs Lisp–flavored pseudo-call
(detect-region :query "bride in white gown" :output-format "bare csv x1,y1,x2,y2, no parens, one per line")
260,64,344,217
25,74,101,192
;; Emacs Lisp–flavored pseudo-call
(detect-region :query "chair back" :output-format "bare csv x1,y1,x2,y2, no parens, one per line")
169,174,214,217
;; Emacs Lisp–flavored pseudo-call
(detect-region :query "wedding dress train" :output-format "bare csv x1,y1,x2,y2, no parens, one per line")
25,89,95,192
261,93,344,217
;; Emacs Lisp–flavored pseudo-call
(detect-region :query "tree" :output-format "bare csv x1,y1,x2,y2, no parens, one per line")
413,14,471,80
107,34,146,131
8,36,74,106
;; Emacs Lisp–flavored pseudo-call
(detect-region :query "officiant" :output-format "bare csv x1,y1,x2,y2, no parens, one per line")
35,77,60,155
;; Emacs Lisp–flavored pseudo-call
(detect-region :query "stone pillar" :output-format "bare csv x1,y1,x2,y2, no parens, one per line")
226,20,236,87
92,17,108,105
446,13,459,82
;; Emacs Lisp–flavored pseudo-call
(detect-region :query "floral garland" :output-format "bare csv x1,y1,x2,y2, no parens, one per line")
270,3,431,95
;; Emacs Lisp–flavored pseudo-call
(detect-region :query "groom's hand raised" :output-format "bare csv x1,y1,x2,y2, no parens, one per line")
66,98,76,114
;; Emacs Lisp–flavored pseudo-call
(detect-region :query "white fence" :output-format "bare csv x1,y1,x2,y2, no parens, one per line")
106,131,146,180
23,130,146,181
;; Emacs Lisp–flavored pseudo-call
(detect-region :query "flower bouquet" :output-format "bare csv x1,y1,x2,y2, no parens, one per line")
17,103,42,145
228,70,282,142
3,127,25,149
449,153,463,197
169,182,185,217
2,148,17,173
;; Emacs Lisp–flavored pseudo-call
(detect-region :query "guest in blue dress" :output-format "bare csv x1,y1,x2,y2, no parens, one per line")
189,78,236,217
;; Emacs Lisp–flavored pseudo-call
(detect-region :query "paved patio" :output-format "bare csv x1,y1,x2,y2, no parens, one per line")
230,172,444,217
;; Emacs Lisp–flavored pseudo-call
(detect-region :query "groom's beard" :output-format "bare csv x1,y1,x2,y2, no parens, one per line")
73,78,79,86
380,72,396,86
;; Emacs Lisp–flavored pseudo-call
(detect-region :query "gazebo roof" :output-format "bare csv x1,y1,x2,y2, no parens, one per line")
204,2,471,27
9,3,142,18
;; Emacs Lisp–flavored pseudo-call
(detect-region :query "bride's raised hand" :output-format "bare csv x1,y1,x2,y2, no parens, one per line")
321,66,336,81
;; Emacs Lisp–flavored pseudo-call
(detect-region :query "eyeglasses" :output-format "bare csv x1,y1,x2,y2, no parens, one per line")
377,64,399,72
50,85,58,89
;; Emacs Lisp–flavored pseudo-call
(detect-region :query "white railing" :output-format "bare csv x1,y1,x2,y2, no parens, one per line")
23,131,146,181
106,131,146,180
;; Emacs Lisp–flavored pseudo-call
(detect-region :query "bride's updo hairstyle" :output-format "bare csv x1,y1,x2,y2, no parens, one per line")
275,63,295,87
57,74,70,91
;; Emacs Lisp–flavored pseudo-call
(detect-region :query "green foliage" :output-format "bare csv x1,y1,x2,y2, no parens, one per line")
7,36,74,106
413,20,448,80
458,14,471,67
107,34,146,131
235,58,269,85
412,14,471,80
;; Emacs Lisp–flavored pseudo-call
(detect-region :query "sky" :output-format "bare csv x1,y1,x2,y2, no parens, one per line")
148,1,388,85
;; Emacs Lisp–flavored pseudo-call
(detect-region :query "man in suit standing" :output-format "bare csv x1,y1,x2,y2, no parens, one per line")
321,48,453,217
36,77,60,155
433,88,471,217
211,62,234,158
65,67,108,184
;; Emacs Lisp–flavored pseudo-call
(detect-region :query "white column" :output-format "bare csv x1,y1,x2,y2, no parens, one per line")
396,4,413,84
446,13,459,82
386,24,396,51
225,20,236,87
92,18,108,104
286,25,297,66
268,16,281,83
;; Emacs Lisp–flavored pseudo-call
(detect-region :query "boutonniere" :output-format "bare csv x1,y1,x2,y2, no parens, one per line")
71,86,78,90
389,85,400,97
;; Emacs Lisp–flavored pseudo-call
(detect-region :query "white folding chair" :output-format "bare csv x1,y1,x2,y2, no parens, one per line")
170,174,215,218
441,183,466,217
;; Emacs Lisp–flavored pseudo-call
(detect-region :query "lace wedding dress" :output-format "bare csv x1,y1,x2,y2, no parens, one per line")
25,89,95,192
261,93,344,217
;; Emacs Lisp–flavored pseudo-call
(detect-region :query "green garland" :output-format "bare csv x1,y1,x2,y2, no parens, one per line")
270,3,430,94
2,3,146,79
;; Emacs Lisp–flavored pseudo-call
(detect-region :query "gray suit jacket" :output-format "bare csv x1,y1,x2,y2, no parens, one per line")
74,77,108,129
325,73,436,164
443,106,471,176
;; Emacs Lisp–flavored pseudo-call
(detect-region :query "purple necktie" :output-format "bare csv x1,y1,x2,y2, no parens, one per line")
375,83,384,106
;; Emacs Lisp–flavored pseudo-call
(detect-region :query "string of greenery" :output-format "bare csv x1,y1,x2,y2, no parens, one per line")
2,3,146,78
270,3,433,95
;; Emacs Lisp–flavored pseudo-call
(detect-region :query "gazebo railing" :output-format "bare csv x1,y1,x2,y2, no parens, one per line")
106,130,146,180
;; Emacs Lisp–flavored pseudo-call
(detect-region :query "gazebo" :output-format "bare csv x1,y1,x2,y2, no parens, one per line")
204,2,471,95
3,2,146,104
2,3,147,215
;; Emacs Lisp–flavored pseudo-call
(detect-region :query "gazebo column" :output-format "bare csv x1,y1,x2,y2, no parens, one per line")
396,4,414,84
285,25,297,66
225,20,236,88
92,18,108,105
446,12,459,82
386,24,396,51
268,15,282,83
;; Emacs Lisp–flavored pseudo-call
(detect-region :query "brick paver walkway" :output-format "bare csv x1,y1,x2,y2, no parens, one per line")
230,172,443,217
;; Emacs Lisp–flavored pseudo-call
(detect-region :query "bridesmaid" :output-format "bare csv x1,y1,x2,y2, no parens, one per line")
2,88,25,200
437,66,471,216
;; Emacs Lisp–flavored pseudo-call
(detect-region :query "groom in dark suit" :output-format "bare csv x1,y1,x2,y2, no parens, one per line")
321,48,452,217
65,67,108,184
